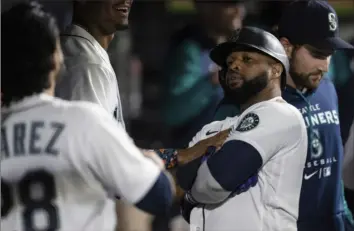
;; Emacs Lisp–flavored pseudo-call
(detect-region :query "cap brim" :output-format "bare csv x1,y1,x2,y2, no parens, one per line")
210,43,268,66
313,37,354,51
209,42,235,66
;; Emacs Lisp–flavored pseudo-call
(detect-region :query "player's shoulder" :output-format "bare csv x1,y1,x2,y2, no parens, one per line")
201,116,236,133
188,116,237,147
61,26,111,71
52,97,113,123
245,97,304,125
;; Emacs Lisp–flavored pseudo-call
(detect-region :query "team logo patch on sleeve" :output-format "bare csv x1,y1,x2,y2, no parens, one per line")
235,113,260,132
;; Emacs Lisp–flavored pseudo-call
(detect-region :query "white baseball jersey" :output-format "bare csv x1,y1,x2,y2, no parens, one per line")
343,119,354,190
1,94,161,231
56,24,125,128
188,97,308,231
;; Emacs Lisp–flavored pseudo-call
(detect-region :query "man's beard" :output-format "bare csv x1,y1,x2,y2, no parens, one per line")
115,24,129,31
220,69,269,105
288,65,313,90
289,51,322,90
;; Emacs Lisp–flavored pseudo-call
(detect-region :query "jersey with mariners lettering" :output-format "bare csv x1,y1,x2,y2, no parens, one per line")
283,78,347,231
1,94,164,231
188,97,307,231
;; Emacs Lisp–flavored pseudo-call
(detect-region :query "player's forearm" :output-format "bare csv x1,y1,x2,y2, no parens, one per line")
152,147,204,169
191,141,262,204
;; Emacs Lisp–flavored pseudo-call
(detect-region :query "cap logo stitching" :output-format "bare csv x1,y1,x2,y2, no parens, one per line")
328,13,337,32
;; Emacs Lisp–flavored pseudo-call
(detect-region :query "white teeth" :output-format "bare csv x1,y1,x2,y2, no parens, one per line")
115,6,127,10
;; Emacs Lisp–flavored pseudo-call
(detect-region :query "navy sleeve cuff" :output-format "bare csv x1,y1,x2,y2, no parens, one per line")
135,172,173,216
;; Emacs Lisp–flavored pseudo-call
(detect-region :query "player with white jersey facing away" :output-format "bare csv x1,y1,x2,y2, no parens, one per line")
1,2,175,231
177,27,308,231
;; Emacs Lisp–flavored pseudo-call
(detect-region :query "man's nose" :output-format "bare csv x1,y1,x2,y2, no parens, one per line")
318,57,331,73
229,59,241,71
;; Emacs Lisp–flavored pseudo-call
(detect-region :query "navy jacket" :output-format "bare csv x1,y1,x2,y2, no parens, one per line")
283,79,347,231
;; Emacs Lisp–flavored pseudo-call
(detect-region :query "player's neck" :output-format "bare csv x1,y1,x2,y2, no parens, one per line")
240,86,282,112
73,20,114,50
45,72,56,97
286,74,303,90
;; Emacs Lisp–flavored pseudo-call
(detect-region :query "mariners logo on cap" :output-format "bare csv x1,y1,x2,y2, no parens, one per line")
235,113,260,132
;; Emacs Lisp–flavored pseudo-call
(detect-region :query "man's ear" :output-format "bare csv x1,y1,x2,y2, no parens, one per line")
271,63,283,79
279,37,294,58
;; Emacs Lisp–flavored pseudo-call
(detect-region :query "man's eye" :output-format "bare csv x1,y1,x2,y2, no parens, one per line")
310,51,329,60
306,46,332,60
226,58,236,67
243,56,252,63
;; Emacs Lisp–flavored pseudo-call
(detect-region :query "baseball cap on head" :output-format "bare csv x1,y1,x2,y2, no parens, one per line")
210,27,289,89
278,0,354,51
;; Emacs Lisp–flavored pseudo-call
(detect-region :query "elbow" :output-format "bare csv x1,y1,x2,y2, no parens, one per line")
135,172,174,216
191,175,228,204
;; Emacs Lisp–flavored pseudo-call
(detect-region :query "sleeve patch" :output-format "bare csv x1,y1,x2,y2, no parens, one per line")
234,113,260,132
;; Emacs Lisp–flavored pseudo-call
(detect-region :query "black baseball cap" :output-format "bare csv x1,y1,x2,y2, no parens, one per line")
278,0,354,51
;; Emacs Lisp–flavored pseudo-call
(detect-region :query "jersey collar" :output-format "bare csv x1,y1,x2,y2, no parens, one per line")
2,93,54,114
63,24,111,66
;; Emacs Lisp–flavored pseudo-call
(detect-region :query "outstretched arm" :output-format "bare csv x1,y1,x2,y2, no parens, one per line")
150,129,231,169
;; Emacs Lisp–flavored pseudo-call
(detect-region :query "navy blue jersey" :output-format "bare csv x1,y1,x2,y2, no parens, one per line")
283,78,346,231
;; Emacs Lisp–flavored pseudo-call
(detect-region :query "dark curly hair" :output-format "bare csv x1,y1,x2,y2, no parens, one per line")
1,1,59,106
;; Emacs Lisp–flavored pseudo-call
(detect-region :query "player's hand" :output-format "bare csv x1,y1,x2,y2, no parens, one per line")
199,128,231,151
178,128,231,165
142,150,165,170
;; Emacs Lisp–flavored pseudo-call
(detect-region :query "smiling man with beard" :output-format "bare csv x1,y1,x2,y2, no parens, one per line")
176,27,308,231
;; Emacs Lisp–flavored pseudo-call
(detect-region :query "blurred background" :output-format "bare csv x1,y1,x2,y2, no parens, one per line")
101,0,354,150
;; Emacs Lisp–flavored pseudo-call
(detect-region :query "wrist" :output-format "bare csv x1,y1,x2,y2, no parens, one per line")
155,149,179,169
185,191,198,205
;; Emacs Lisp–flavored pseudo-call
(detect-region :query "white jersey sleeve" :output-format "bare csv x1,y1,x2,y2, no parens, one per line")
188,118,235,148
225,102,304,163
188,122,219,147
82,105,161,204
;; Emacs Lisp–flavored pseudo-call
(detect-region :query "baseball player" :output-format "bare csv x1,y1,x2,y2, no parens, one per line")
278,1,354,230
212,1,354,230
1,2,174,231
55,0,130,127
178,27,308,231
54,0,146,228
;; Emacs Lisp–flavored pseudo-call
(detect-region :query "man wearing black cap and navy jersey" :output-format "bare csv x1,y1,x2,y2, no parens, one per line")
277,1,354,231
